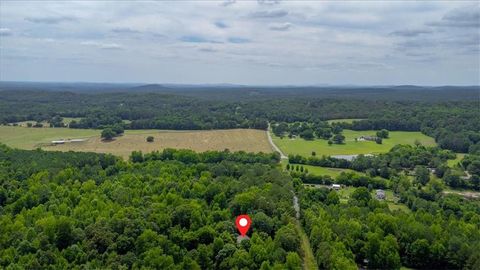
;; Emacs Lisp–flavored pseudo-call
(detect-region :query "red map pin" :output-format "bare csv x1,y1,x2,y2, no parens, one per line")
235,214,251,236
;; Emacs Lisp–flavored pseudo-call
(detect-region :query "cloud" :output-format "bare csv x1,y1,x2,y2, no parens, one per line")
390,29,432,37
81,41,123,50
214,21,228,29
228,37,250,43
25,16,76,24
250,10,288,19
269,22,291,31
258,0,280,5
180,35,221,43
220,0,236,7
111,27,142,34
0,28,12,36
427,5,480,28
198,47,218,53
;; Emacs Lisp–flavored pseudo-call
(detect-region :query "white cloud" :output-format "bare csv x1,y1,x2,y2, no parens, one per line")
0,1,478,85
0,28,13,36
81,41,123,50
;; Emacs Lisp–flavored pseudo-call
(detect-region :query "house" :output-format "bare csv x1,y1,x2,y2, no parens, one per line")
331,184,341,190
376,189,386,200
358,135,378,142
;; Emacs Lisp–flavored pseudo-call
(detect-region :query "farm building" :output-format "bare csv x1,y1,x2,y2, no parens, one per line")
332,154,374,161
358,135,379,142
51,140,65,144
376,189,386,200
70,139,86,143
331,184,341,190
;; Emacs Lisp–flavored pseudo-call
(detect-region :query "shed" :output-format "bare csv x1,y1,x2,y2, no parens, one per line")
376,189,386,200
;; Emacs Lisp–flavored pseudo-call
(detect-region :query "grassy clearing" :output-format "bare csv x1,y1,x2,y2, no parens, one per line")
0,126,99,149
294,220,318,270
62,117,83,125
327,118,365,124
447,153,465,168
307,185,410,212
288,164,360,178
272,129,436,157
0,126,272,158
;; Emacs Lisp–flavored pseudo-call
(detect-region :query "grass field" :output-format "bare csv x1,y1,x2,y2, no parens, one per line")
0,126,99,148
286,163,361,178
272,129,436,157
447,153,465,168
0,126,272,158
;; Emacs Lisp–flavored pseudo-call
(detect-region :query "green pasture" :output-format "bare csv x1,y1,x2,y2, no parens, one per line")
0,126,99,149
0,126,165,149
272,129,436,157
447,153,465,168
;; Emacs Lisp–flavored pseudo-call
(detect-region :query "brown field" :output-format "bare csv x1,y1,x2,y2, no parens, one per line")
43,129,272,158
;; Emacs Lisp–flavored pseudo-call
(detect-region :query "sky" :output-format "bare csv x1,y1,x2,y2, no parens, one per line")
0,1,479,85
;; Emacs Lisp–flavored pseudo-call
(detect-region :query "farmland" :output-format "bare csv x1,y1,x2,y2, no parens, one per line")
0,126,272,158
272,129,436,157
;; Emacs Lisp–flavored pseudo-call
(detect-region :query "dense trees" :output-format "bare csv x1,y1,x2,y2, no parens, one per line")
0,145,299,269
1,89,478,152
299,183,480,269
101,128,116,140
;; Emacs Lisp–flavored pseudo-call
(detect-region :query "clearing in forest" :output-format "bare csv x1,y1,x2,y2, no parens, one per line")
272,129,436,157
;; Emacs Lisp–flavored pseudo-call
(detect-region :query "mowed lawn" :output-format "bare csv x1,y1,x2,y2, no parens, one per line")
0,126,272,158
0,126,99,149
272,129,436,157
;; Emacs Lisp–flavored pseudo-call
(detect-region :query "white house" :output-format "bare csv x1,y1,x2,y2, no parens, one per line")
331,184,341,190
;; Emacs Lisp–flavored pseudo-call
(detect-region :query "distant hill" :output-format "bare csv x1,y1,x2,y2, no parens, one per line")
0,81,478,101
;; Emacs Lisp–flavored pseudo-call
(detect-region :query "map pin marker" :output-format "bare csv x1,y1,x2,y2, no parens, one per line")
235,214,251,237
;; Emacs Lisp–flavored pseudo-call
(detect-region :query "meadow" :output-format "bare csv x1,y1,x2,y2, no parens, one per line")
0,126,272,158
272,129,436,157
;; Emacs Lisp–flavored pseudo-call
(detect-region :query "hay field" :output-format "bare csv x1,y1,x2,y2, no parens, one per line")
47,129,271,158
0,126,272,158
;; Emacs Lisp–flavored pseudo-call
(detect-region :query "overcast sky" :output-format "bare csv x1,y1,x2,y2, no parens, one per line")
0,1,479,85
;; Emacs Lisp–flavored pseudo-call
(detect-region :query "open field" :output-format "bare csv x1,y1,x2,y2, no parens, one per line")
286,163,361,178
447,153,465,167
0,126,99,148
0,126,272,158
272,129,436,157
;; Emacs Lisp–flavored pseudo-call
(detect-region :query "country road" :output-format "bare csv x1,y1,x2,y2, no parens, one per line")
293,191,318,270
267,124,287,159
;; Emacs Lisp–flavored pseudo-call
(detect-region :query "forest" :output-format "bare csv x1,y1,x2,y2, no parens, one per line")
1,142,479,269
0,86,479,153
0,85,479,269
0,145,301,269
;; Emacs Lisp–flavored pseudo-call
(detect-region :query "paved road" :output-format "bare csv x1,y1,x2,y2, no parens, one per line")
266,124,287,159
